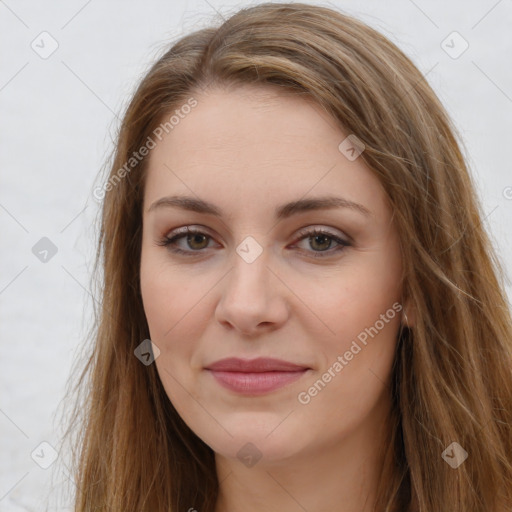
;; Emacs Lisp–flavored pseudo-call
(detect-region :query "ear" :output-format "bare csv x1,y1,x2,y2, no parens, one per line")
401,297,416,328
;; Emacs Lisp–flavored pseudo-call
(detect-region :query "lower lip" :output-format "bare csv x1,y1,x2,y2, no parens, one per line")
206,369,309,395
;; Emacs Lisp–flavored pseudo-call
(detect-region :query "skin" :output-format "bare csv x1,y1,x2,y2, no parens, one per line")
140,84,410,512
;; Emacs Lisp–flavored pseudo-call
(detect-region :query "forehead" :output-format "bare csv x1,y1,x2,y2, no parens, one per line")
143,85,387,218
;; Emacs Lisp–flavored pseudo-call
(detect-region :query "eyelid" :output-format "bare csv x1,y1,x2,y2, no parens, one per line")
158,224,351,258
293,225,350,243
289,226,350,259
163,224,348,243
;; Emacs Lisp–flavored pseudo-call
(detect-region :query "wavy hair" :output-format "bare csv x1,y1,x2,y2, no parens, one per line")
62,3,512,511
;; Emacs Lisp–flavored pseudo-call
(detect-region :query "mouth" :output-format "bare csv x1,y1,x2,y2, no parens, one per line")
204,357,311,395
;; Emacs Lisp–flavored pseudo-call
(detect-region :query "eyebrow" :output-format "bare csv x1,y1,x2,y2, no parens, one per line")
147,195,371,219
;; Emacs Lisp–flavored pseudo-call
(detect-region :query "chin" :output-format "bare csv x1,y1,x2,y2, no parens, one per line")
204,419,308,467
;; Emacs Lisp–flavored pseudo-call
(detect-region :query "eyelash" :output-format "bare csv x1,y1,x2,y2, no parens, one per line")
156,226,351,259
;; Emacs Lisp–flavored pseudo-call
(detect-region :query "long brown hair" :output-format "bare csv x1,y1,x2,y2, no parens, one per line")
61,3,512,510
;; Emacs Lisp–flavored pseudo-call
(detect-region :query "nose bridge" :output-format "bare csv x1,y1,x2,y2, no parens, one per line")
228,239,271,303
215,236,288,333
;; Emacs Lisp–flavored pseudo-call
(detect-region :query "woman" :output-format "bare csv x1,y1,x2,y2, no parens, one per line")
63,2,512,511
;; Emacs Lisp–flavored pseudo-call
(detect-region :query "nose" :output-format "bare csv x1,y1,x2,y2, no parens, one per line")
214,246,289,336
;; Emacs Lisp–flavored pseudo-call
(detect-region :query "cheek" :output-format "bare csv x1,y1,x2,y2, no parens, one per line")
140,250,213,379
309,260,402,347
140,248,204,339
296,274,400,436
313,285,400,389
140,262,173,339
140,258,204,415
141,278,205,360
302,246,402,403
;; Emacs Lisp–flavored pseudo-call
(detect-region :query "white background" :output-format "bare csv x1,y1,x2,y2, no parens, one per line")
1,0,511,510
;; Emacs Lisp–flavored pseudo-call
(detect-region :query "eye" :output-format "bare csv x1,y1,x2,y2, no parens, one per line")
156,226,218,256
290,227,350,258
156,225,351,259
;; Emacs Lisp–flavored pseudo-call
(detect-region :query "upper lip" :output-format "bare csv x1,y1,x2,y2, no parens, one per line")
205,357,309,372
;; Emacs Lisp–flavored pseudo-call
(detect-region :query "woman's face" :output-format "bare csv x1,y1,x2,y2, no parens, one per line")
140,84,404,465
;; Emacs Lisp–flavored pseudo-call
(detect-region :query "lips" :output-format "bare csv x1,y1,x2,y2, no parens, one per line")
205,357,309,372
204,357,310,395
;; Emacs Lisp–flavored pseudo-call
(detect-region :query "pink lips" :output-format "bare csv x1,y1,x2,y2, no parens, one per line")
205,357,310,395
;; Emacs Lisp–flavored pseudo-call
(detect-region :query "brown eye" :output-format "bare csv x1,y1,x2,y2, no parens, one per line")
292,228,350,259
308,233,334,252
156,227,217,255
185,233,210,250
